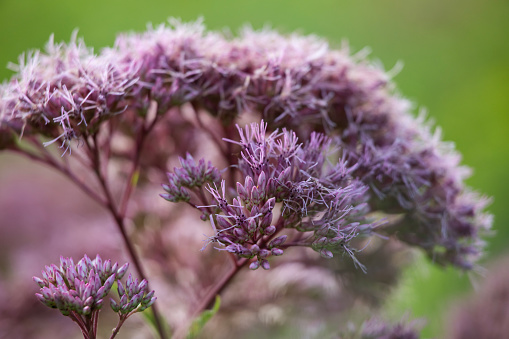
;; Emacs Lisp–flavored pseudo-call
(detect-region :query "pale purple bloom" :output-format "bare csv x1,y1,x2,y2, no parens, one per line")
33,255,154,339
33,255,123,316
1,19,492,272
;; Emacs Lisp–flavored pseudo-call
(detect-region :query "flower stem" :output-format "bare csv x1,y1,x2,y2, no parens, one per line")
87,133,168,339
192,257,248,318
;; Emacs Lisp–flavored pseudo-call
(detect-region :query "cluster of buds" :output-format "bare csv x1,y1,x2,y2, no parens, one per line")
111,273,156,314
161,153,221,203
33,255,155,339
33,255,127,316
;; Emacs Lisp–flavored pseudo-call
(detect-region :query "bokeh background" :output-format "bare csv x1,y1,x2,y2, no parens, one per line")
0,0,507,337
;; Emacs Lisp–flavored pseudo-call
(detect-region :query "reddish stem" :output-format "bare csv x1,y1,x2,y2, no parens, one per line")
191,257,249,320
87,130,168,339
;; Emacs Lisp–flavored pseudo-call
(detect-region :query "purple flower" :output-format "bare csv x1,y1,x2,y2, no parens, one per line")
1,19,491,272
33,255,153,339
33,255,123,316
200,121,375,270
110,273,156,314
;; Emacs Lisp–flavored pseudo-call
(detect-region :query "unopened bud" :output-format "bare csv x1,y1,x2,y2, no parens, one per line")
249,261,260,270
269,235,287,249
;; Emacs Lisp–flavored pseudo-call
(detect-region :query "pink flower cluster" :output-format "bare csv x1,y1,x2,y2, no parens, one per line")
0,19,491,270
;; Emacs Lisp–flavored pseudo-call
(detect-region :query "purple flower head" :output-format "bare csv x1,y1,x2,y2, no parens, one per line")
1,19,492,274
33,255,153,338
161,153,221,203
0,32,138,155
110,273,156,314
33,255,123,316
201,121,375,270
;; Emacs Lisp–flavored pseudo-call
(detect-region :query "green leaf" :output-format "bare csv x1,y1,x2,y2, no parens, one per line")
131,169,140,187
186,296,221,339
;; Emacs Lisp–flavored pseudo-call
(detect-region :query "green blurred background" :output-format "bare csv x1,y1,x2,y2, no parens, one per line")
1,0,507,337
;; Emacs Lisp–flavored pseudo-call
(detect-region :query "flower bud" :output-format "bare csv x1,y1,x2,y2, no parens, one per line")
233,227,248,240
103,260,112,274
244,176,254,195
33,276,46,288
257,171,267,190
140,297,156,310
82,306,91,315
320,249,334,259
264,225,276,236
261,197,275,214
110,298,120,312
217,216,232,229
250,244,260,255
138,280,148,294
258,249,270,259
267,178,277,196
247,219,257,234
259,212,273,229
278,167,291,183
269,235,287,249
237,182,248,201
251,186,261,205
142,290,155,303
249,261,260,270
117,263,129,280
271,248,284,256
117,281,126,296
104,275,116,291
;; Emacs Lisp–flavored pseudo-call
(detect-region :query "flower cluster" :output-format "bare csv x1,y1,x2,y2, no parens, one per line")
200,121,375,270
33,255,155,339
1,19,491,270
111,273,156,314
161,153,221,203
33,255,127,316
0,33,138,154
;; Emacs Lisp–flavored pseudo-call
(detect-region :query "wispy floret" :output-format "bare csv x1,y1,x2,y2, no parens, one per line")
1,32,138,155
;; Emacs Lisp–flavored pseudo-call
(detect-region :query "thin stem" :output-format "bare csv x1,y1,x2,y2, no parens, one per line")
222,123,237,191
87,133,168,339
110,309,141,339
191,257,249,319
192,104,228,158
110,315,127,339
119,124,144,217
68,312,89,338
92,310,100,339
173,258,248,338
119,110,160,217
86,315,95,339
